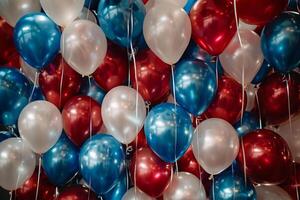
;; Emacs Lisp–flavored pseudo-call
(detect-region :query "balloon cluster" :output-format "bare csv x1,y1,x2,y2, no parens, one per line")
0,0,300,199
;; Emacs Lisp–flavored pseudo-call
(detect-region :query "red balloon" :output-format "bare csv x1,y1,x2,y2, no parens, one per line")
130,49,171,105
130,147,172,198
237,129,292,185
39,55,82,109
62,96,102,146
57,185,97,200
257,72,299,125
190,0,236,55
142,0,149,4
281,163,300,200
205,76,246,124
93,41,128,92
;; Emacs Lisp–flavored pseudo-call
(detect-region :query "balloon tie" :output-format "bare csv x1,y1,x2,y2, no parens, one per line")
29,71,39,102
87,76,92,200
35,156,41,200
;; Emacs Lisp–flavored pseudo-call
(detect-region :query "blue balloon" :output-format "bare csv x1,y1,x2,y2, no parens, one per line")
183,41,214,63
144,103,193,163
80,77,106,104
0,130,14,143
173,60,217,115
79,134,125,195
261,12,300,73
102,172,127,200
14,13,61,69
251,60,272,85
184,0,197,13
42,133,79,186
234,112,260,137
85,0,100,10
97,0,146,48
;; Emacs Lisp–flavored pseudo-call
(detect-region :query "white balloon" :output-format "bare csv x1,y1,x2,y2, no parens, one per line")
20,58,38,84
255,185,292,200
239,21,257,31
122,188,155,200
146,0,187,12
77,7,97,24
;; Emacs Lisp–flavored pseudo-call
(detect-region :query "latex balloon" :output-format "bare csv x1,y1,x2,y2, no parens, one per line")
0,138,36,190
190,0,236,55
92,41,128,91
192,118,240,175
14,13,61,69
237,129,292,184
130,147,172,197
61,20,107,76
79,134,125,194
122,187,155,200
251,60,272,85
173,60,217,116
220,29,264,85
261,12,300,73
57,185,97,200
78,7,97,23
41,0,84,27
234,111,259,137
80,77,106,104
102,173,127,200
0,17,15,64
182,41,214,63
101,86,146,144
145,0,189,11
144,103,193,163
255,185,292,200
143,2,191,64
163,172,206,200
130,49,171,105
62,96,102,146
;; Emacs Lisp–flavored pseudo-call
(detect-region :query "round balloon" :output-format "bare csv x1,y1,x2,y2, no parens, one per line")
102,173,127,200
122,188,155,200
255,185,292,200
57,185,97,200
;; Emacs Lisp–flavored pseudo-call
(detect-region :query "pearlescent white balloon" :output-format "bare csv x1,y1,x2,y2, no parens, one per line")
101,86,146,144
163,172,206,200
20,58,38,84
40,0,84,27
246,84,257,111
0,0,41,26
122,188,155,200
239,21,257,31
192,118,239,175
255,185,292,200
0,138,36,190
18,100,63,154
146,0,187,12
77,7,97,23
61,20,107,76
143,3,191,65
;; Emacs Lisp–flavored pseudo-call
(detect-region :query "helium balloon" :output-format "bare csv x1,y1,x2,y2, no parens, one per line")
57,185,97,200
14,13,61,69
80,77,106,104
234,111,260,137
173,59,217,116
122,187,155,200
101,86,146,144
61,20,107,76
143,2,191,64
102,173,127,200
78,7,97,23
261,12,300,73
0,17,15,64
220,29,264,85
0,138,36,190
251,60,272,85
255,185,292,200
192,118,239,175
79,134,125,194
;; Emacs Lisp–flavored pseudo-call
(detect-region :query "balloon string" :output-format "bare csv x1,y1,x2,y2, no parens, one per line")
212,175,215,200
88,76,92,200
254,86,263,129
29,71,39,102
35,156,41,200
59,59,65,109
55,187,59,198
9,191,12,200
195,118,203,191
215,57,219,88
241,137,247,187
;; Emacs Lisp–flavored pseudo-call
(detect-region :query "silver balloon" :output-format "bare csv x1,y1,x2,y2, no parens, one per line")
255,185,292,200
20,58,38,84
18,100,63,154
122,188,155,200
143,2,191,65
61,20,107,76
0,0,41,27
101,86,146,144
77,7,97,23
192,118,240,175
0,138,36,190
163,172,206,200
245,84,257,112
146,0,187,12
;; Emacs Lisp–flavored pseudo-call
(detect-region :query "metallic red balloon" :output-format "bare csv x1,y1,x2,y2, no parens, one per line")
190,0,236,55
62,96,102,146
93,41,128,92
237,129,292,185
130,147,173,198
39,55,82,109
205,76,246,124
57,185,97,200
130,49,171,105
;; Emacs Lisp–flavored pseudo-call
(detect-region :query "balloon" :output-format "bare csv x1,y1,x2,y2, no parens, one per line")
173,60,217,116
57,185,97,200
80,77,106,104
78,7,97,23
101,86,146,144
237,129,292,184
245,84,257,112
261,12,300,73
42,133,79,186
184,0,197,13
281,163,300,200
130,49,171,105
20,58,38,84
182,41,214,63
144,103,193,163
79,134,125,194
143,2,191,64
62,96,102,146
61,20,107,76
192,118,239,175
0,17,15,64
102,173,127,200
255,185,292,200
220,29,264,85
0,138,36,190
251,60,272,85
122,187,155,200
14,13,61,69
163,172,206,200
97,0,145,47
41,0,84,27
92,41,128,92
205,76,245,124
234,111,260,137
190,0,236,56
130,147,172,197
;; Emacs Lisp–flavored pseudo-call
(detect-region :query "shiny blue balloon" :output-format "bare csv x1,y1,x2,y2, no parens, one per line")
85,0,100,10
42,133,79,186
14,13,61,69
234,112,260,137
173,60,217,116
102,172,127,200
79,134,125,195
0,130,14,143
97,0,146,48
80,77,106,104
261,12,300,73
184,0,197,13
144,103,193,163
251,60,271,85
